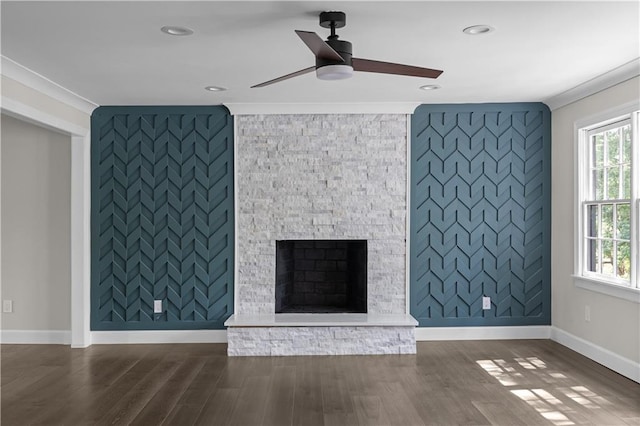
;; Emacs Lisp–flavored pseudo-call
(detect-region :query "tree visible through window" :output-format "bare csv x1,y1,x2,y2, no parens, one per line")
584,120,632,282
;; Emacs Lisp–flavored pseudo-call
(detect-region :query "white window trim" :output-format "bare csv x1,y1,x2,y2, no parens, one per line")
573,100,640,303
572,274,640,303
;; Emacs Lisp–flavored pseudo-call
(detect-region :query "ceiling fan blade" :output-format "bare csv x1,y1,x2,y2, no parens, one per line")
352,58,443,79
251,66,316,88
295,30,344,62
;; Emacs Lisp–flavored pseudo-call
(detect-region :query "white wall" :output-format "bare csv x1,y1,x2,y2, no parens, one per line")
551,76,640,364
2,62,93,346
1,114,71,331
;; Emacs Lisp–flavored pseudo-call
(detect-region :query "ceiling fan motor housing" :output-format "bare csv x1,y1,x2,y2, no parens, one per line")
316,39,352,68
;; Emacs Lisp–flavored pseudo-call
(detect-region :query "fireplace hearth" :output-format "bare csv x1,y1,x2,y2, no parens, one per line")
275,240,367,313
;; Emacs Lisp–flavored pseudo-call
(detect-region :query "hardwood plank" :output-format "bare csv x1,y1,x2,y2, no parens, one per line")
613,397,640,421
92,357,181,425
262,365,296,426
130,358,207,425
352,395,391,426
1,349,94,425
376,381,425,426
162,356,229,425
25,356,140,425
291,357,324,426
472,401,541,426
69,357,159,424
228,374,271,425
193,388,239,426
321,363,357,426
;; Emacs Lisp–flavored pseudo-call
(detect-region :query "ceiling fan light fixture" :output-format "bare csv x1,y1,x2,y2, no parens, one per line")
316,64,354,81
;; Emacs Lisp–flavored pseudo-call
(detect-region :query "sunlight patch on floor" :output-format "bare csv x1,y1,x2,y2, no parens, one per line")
475,357,618,425
476,359,523,386
515,356,547,370
511,389,574,425
559,386,612,408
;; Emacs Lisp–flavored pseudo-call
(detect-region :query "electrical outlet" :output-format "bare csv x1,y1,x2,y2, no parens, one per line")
482,296,491,310
154,300,163,314
585,305,591,322
3,300,13,313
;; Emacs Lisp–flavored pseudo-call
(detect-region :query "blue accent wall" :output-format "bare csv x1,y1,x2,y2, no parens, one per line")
410,103,551,327
91,106,234,330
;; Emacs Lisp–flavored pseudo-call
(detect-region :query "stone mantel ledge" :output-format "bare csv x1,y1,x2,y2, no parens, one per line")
224,313,418,327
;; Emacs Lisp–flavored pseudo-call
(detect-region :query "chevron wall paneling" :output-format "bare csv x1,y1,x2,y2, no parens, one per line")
91,106,234,330
410,104,551,327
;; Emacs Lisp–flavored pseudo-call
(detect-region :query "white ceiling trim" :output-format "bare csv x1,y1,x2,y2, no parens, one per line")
224,102,421,115
1,96,89,136
1,56,98,115
544,58,640,111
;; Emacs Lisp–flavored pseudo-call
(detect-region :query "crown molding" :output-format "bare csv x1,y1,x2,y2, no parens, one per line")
545,58,640,111
224,102,420,115
1,55,98,115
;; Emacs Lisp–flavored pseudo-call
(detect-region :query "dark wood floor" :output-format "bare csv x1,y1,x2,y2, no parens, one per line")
2,340,639,425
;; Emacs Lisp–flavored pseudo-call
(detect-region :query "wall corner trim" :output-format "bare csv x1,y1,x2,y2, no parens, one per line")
551,326,639,383
544,58,640,111
1,55,98,115
415,326,551,341
224,102,421,115
0,330,72,345
91,330,228,345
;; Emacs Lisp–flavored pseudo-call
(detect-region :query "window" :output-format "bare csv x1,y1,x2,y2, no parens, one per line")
577,108,639,299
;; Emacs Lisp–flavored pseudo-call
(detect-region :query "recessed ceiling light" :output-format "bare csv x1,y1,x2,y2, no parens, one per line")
463,25,494,35
204,86,226,92
161,26,194,36
420,84,441,91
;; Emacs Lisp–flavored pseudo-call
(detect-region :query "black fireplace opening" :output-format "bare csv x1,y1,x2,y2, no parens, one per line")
275,240,367,314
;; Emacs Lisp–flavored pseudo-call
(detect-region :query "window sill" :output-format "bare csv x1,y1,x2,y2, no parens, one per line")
572,275,640,303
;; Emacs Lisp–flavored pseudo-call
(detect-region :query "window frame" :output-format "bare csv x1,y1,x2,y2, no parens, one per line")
573,102,640,303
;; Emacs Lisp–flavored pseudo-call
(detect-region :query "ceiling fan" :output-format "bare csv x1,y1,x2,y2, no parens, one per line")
251,11,443,88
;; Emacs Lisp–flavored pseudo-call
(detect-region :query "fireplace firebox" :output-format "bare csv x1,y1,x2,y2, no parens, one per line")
275,240,367,313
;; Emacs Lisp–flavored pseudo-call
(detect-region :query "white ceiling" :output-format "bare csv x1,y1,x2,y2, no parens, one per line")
1,1,638,107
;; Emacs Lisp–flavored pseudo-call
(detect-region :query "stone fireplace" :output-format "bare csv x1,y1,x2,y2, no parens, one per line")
224,114,417,356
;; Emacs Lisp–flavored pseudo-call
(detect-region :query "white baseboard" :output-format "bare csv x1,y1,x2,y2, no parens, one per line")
1,330,71,344
551,327,640,383
91,329,228,345
415,326,551,341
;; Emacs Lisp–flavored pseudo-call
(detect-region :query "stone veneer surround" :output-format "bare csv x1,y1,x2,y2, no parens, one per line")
228,114,414,355
236,114,408,314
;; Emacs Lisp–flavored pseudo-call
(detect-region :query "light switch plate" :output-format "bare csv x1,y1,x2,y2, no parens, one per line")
154,300,163,313
3,300,13,313
482,296,491,310
585,305,591,322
